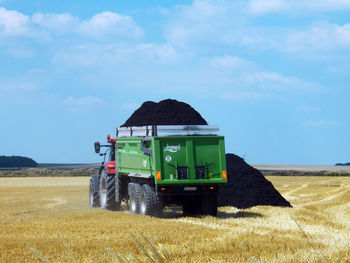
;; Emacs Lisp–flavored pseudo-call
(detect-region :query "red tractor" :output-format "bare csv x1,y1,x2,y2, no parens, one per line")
89,135,119,210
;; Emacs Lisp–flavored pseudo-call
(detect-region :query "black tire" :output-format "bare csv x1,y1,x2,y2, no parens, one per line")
199,195,218,216
139,184,162,216
129,183,141,214
100,172,119,210
89,177,100,208
114,176,122,210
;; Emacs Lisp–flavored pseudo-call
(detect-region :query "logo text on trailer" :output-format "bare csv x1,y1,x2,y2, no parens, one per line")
164,144,181,153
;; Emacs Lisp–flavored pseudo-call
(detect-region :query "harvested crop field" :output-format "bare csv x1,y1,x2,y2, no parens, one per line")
1,176,350,262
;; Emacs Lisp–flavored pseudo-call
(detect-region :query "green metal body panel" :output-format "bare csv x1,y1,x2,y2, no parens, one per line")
116,136,227,186
117,137,153,175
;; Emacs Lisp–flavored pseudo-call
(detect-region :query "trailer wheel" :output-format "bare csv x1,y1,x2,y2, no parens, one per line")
129,183,141,214
89,176,100,208
100,172,119,210
199,195,218,216
139,184,162,216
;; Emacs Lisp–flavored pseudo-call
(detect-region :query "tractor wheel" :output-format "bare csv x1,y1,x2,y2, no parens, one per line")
199,195,218,216
139,184,162,216
100,173,119,210
114,176,122,210
89,177,100,208
129,183,141,214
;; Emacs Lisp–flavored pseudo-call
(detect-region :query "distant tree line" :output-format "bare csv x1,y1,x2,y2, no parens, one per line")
0,156,38,167
335,162,350,166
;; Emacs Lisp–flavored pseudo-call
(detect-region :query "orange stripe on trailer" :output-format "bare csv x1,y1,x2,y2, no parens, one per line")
222,170,227,180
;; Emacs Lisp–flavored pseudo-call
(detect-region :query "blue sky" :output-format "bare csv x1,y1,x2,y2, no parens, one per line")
0,0,349,165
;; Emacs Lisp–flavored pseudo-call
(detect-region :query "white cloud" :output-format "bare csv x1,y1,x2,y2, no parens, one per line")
77,12,143,40
215,69,322,101
285,22,350,53
0,8,143,42
165,0,234,47
0,7,32,36
248,0,288,15
164,1,350,57
242,72,297,86
32,13,79,34
175,0,227,22
135,43,180,63
302,120,340,128
248,0,350,15
2,4,348,61
52,42,180,69
306,0,350,10
209,55,254,69
241,72,320,92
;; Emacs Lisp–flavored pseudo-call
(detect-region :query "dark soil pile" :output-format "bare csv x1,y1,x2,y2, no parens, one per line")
121,99,207,127
218,154,292,208
121,99,291,209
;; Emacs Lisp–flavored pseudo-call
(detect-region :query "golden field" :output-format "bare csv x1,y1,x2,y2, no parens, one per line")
1,176,350,263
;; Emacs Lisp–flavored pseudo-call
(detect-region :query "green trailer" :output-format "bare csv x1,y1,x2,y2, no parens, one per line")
90,125,227,216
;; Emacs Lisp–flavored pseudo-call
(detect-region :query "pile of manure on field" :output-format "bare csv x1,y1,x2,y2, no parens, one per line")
121,99,207,127
218,154,292,208
122,98,291,209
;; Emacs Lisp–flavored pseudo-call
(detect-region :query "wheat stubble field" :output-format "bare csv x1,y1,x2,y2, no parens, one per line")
1,176,350,263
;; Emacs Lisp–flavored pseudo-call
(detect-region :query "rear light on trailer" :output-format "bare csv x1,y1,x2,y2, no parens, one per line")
156,171,161,180
222,170,227,180
159,187,174,192
201,186,216,191
108,164,115,168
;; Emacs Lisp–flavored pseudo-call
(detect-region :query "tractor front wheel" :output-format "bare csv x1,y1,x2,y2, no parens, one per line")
89,180,100,208
100,172,119,210
89,175,100,208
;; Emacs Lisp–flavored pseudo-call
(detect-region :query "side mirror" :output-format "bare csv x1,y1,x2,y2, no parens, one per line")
94,142,100,153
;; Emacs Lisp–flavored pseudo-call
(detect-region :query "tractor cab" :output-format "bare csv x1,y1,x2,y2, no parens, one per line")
94,135,116,175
